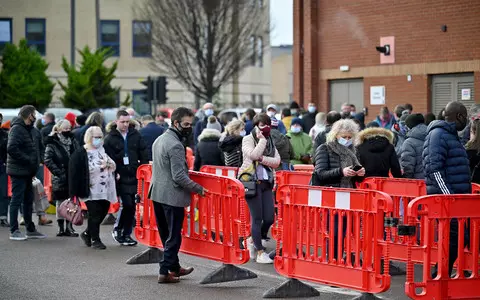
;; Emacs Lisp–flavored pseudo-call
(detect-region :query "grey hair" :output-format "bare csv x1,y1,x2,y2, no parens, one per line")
315,112,326,125
326,119,359,143
50,119,71,136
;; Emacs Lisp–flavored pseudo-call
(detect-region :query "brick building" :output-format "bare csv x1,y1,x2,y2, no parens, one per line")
293,0,480,119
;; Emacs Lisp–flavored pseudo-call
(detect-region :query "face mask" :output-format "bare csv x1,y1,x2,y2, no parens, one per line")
204,109,214,117
240,130,246,137
267,111,276,118
41,119,46,126
337,137,352,147
291,126,302,133
259,126,271,137
308,106,316,113
62,131,72,138
291,109,298,116
350,112,356,117
92,138,103,148
177,124,193,137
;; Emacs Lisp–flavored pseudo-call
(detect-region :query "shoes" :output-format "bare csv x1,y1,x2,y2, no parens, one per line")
170,267,194,277
57,229,66,237
38,216,53,226
92,240,107,250
20,218,25,226
26,230,46,239
256,252,274,264
112,229,123,244
80,231,92,247
10,230,27,241
158,274,180,284
247,238,256,260
261,239,268,247
0,219,9,227
65,222,79,237
121,236,138,246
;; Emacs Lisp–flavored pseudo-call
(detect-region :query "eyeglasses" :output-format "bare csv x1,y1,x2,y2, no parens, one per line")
93,136,103,139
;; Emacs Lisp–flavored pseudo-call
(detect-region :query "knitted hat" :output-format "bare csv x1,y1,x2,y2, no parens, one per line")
64,112,77,128
291,117,303,128
405,113,425,130
206,116,222,132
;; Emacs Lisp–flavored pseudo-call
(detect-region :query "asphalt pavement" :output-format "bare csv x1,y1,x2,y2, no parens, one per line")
0,215,412,300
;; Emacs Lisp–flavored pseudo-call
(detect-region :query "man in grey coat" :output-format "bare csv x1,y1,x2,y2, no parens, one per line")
149,107,206,284
400,113,427,179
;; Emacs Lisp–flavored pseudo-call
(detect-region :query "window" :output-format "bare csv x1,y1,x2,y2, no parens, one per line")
250,36,256,66
25,19,46,56
0,18,12,54
100,20,120,56
257,94,264,108
132,21,152,57
257,36,263,67
251,94,256,105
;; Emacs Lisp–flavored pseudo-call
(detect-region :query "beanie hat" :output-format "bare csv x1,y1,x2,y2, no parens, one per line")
405,113,425,130
290,101,300,109
291,117,303,128
206,116,222,132
64,112,77,128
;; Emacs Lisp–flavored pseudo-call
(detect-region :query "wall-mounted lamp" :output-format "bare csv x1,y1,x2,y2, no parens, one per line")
376,45,391,56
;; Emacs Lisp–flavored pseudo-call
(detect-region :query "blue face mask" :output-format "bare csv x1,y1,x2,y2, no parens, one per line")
308,106,316,113
41,119,46,126
240,130,246,137
92,138,103,148
204,109,214,117
291,126,302,134
337,137,352,147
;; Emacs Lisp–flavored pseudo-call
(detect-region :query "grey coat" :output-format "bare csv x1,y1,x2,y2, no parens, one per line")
400,123,427,179
148,129,203,207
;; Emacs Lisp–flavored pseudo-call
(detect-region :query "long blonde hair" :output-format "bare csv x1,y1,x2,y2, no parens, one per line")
50,120,71,136
225,119,245,136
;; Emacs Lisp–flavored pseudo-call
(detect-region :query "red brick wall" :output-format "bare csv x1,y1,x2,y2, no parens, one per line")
316,0,480,69
476,72,480,103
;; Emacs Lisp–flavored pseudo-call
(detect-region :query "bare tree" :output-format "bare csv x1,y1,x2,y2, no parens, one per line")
134,0,269,108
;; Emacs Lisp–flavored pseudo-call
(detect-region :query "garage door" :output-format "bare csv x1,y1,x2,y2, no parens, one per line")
329,79,364,111
432,73,475,115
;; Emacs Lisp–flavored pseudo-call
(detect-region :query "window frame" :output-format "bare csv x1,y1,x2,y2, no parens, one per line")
257,36,263,67
132,20,152,57
25,18,46,56
250,35,256,66
0,18,13,54
100,20,120,57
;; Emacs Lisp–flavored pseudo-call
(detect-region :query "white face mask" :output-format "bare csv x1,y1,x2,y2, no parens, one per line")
239,130,246,137
337,137,352,147
267,111,276,118
92,138,103,148
290,126,302,134
204,109,214,117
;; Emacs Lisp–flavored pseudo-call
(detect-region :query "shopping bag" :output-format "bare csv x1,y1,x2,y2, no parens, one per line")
33,177,50,213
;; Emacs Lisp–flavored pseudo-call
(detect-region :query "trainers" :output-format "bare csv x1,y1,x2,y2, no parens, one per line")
112,229,122,244
92,240,106,250
0,219,9,227
10,230,27,241
26,230,46,239
247,238,256,260
256,252,274,264
121,236,138,246
80,231,91,247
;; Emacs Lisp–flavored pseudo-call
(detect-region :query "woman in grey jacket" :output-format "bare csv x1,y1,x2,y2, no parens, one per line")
400,114,427,179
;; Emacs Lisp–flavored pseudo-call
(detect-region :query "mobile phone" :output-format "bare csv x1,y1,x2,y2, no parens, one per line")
352,165,363,171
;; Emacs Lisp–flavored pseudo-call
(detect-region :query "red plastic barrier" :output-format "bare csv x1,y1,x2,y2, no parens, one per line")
186,147,194,170
199,165,238,178
402,195,480,299
273,185,393,293
43,167,52,202
134,164,251,264
292,164,314,172
7,176,11,197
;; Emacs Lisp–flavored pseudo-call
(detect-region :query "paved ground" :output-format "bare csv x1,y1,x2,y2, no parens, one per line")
0,216,414,300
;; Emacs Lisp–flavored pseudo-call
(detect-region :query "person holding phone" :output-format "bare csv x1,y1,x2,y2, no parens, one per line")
356,127,402,178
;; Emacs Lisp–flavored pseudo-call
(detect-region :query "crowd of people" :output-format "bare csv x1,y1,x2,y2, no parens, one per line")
0,99,478,282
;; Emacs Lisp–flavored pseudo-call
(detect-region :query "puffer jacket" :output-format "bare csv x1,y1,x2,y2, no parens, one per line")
400,124,427,179
194,129,224,171
7,117,39,177
104,120,149,195
44,134,79,198
0,128,7,164
219,134,243,168
270,128,293,163
423,121,471,195
357,128,402,178
391,123,407,156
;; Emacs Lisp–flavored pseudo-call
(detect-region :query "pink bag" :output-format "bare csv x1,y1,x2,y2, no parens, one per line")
58,197,84,226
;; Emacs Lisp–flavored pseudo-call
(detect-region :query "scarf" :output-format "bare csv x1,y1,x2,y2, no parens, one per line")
58,133,72,154
251,127,276,158
327,141,359,188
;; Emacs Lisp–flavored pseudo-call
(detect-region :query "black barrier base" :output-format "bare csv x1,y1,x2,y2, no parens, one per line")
200,264,257,284
352,293,382,300
101,213,117,225
126,247,163,265
263,278,320,298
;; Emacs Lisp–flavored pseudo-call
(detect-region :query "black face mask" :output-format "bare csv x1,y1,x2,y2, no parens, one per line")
62,131,73,138
176,123,192,137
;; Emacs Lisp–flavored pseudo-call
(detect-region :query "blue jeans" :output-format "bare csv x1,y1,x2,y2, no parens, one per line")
36,165,44,185
10,176,36,233
0,164,9,219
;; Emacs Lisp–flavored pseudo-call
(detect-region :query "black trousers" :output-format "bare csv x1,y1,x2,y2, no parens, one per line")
116,193,136,236
153,202,184,275
85,200,110,242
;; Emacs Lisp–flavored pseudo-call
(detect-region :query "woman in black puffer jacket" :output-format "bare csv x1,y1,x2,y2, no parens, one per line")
194,116,225,171
44,120,79,237
218,120,245,168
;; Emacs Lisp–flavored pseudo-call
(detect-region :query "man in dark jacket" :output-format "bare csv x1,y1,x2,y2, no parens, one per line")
40,112,55,143
0,113,9,227
423,101,470,277
270,118,294,170
104,110,149,246
139,115,164,161
313,111,341,151
7,105,45,240
400,114,427,179
302,103,317,134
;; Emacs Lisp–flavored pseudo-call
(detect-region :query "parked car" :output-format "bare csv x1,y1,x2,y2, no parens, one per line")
217,108,262,123
45,108,82,121
0,108,43,123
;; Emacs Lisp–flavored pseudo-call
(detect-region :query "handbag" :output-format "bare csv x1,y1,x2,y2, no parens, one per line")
58,197,84,226
238,162,258,198
32,178,50,212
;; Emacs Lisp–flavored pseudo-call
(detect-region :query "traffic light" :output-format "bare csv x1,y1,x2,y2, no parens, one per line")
139,76,154,102
157,76,168,104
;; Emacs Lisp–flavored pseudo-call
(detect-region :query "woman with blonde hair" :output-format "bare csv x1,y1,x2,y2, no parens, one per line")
219,119,245,167
69,126,117,249
44,120,79,236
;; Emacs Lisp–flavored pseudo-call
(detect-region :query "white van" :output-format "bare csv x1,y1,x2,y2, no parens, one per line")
0,108,43,123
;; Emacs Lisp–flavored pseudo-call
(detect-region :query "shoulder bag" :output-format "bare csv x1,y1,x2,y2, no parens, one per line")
58,197,84,226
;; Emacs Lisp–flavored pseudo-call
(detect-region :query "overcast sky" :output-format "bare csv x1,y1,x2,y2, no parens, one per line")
270,0,293,46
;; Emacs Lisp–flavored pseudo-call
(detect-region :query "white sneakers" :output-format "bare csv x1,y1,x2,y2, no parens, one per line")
247,237,274,264
256,252,274,264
